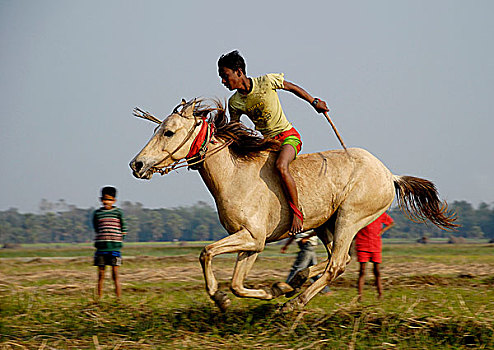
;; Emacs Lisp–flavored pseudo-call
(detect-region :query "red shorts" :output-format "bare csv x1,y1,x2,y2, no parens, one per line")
273,127,302,155
357,251,382,263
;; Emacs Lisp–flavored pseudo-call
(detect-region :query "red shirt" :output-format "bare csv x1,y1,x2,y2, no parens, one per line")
355,213,393,252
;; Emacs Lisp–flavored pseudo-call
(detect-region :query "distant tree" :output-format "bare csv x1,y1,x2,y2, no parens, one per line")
451,201,479,237
1,200,492,243
163,212,185,241
23,213,43,243
39,199,54,213
121,201,144,242
476,202,494,239
123,214,140,242
139,210,164,241
0,221,14,244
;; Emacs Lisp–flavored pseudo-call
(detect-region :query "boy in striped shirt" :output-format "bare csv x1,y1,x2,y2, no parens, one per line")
92,186,127,298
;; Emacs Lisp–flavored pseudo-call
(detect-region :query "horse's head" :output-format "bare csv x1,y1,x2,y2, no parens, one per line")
130,99,204,179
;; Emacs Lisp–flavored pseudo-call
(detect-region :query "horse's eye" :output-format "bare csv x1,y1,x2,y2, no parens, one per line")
164,130,174,137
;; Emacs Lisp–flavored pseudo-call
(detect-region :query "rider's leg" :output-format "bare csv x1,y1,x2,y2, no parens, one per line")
276,144,302,234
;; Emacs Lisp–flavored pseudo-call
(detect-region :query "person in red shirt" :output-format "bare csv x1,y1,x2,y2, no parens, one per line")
355,212,394,301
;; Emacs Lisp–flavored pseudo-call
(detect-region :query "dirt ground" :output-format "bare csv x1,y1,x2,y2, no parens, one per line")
1,255,493,295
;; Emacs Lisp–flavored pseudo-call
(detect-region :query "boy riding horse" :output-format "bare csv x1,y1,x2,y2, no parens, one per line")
218,50,329,234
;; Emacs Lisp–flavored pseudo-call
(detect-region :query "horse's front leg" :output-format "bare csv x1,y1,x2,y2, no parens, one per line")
231,251,294,300
199,228,264,311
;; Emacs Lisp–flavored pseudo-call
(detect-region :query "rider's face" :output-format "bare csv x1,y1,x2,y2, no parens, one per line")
219,67,243,91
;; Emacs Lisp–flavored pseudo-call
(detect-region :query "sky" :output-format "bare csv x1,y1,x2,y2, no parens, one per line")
0,0,493,213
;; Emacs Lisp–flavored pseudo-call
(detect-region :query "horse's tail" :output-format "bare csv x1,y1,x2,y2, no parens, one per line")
393,175,458,230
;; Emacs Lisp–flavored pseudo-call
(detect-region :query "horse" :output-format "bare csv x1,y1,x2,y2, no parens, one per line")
130,99,457,312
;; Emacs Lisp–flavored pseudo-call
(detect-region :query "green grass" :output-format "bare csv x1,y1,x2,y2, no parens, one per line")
2,285,493,349
0,244,206,258
1,244,493,349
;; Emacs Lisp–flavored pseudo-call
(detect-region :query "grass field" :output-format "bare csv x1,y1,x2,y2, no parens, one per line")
1,243,493,349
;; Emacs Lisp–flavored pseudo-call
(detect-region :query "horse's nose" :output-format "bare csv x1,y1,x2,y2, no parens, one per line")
133,161,143,173
129,159,143,173
130,160,146,178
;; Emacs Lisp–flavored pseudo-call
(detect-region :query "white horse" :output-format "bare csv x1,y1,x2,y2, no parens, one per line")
130,99,456,311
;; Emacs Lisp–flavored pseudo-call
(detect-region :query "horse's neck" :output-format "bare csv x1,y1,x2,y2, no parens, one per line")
198,139,267,198
198,140,235,196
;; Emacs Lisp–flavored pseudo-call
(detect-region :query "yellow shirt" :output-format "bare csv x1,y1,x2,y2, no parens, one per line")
228,73,292,138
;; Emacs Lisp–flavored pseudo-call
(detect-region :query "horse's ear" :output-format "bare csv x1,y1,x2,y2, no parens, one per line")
182,98,197,117
173,99,189,115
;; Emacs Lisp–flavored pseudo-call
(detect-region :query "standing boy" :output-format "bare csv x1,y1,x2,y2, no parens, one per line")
218,50,329,234
92,186,127,299
355,212,394,301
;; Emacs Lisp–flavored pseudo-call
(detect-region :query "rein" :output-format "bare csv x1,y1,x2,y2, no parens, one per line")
153,138,233,175
133,105,232,176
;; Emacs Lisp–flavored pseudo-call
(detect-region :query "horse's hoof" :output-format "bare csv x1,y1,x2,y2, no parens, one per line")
212,291,231,312
285,289,299,298
289,268,310,289
280,299,301,313
271,282,294,298
346,254,352,265
286,268,309,298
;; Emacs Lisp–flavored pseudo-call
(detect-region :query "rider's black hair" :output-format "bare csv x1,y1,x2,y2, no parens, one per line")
218,50,246,74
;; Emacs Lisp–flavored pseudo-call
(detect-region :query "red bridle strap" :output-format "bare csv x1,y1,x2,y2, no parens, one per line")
186,118,210,159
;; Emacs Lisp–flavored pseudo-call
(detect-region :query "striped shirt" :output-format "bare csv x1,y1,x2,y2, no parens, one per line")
92,207,127,251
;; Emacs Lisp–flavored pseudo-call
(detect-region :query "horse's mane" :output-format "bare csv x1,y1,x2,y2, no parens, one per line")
193,99,280,160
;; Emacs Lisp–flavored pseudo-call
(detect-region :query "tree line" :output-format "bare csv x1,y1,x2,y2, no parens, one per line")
0,199,493,244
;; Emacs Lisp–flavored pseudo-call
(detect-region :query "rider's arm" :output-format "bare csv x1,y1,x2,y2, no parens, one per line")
282,81,329,114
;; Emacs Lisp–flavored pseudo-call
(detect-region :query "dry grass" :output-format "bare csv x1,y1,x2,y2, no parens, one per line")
1,244,493,349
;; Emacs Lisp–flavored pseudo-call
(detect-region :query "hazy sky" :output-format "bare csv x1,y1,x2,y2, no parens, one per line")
1,0,493,212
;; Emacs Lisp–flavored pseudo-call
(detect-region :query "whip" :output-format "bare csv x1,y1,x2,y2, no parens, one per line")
323,111,347,151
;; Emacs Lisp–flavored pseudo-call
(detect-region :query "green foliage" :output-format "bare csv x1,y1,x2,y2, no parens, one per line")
0,200,227,244
386,201,494,240
1,199,494,244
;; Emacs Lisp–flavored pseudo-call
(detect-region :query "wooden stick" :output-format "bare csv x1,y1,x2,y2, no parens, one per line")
323,111,347,150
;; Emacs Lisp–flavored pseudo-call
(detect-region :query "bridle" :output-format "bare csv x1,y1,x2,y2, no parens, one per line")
133,101,232,175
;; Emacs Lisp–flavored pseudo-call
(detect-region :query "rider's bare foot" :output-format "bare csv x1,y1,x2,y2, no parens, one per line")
290,215,303,234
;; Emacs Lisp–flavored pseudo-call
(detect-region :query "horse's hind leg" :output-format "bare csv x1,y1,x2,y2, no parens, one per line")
287,222,335,295
282,212,371,312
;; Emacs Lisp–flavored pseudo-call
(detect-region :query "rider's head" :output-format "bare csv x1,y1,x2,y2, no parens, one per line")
218,50,247,91
218,50,246,75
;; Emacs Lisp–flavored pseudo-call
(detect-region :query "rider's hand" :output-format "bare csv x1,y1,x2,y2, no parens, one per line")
312,98,329,114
